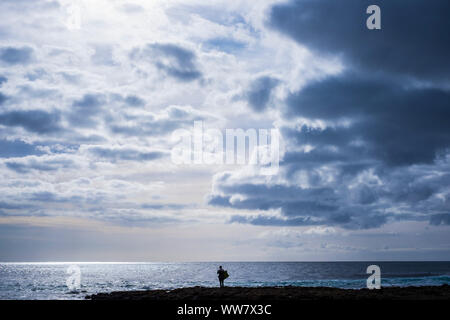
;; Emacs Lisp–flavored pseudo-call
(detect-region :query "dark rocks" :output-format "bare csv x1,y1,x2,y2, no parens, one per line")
86,285,450,300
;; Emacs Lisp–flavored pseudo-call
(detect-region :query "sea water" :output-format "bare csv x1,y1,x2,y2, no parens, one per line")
0,261,449,300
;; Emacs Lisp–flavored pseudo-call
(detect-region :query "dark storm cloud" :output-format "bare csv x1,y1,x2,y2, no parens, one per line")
429,214,450,226
280,145,367,177
208,114,450,228
0,110,61,133
208,147,450,229
229,213,388,229
207,1,450,230
208,164,450,229
88,146,167,162
0,46,33,65
229,215,318,227
284,73,450,166
246,76,279,112
131,43,202,81
269,0,450,81
207,179,390,229
208,183,339,214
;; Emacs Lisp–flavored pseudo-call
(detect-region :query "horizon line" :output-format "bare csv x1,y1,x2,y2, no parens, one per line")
2,260,450,264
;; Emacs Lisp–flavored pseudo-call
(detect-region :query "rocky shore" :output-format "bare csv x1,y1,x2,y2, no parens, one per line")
86,284,450,300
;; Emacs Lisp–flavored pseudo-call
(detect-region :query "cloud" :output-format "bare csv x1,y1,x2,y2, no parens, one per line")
246,76,279,112
0,46,33,65
0,0,59,13
0,139,45,158
205,0,450,231
91,44,116,66
208,173,391,229
109,104,216,137
68,93,106,128
87,146,167,162
0,92,7,105
109,93,145,107
283,72,450,166
0,0,449,260
131,43,202,82
166,4,247,27
17,84,58,99
25,68,46,81
124,95,145,107
269,0,450,82
28,191,63,202
0,110,62,134
141,203,190,210
0,75,7,86
0,201,33,210
4,156,74,173
208,148,450,229
304,226,336,235
429,214,450,226
72,93,105,109
120,3,144,14
204,37,246,53
209,69,450,229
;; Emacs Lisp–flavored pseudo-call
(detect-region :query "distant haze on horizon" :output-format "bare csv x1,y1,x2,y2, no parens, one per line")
1,0,450,261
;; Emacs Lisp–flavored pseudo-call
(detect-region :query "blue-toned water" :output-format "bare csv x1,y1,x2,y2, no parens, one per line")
0,262,449,300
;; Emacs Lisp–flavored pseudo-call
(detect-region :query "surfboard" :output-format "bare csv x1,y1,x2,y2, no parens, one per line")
224,270,229,279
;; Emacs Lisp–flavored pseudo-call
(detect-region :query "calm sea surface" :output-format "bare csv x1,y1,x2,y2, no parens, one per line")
1,261,449,300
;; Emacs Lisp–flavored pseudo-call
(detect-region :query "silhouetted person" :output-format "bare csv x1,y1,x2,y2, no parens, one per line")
217,266,226,288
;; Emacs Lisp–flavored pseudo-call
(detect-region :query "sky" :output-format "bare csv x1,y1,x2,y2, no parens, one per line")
0,0,449,261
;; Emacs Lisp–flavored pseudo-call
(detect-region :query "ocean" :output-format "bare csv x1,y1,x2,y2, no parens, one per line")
0,261,449,300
